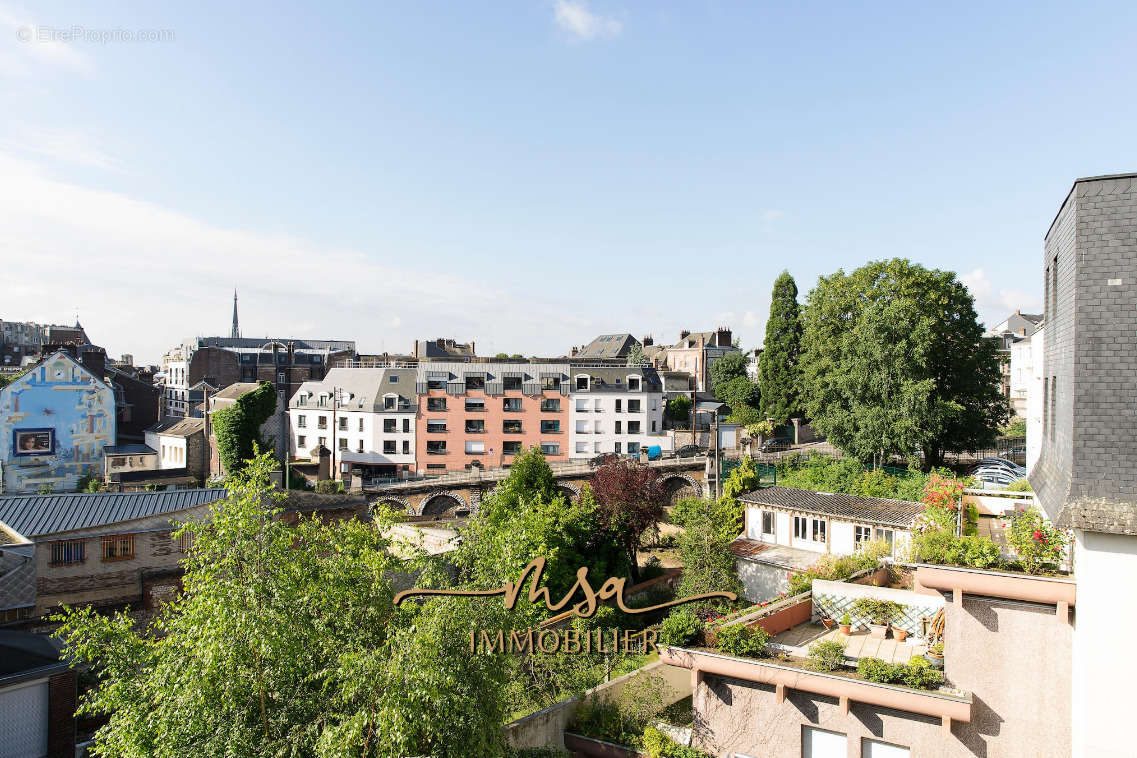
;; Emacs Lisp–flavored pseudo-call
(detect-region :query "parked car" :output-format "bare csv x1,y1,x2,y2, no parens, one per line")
759,438,793,453
674,444,705,458
971,457,1026,475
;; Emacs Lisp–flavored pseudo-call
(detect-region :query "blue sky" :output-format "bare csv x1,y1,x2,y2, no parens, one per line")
2,0,1135,364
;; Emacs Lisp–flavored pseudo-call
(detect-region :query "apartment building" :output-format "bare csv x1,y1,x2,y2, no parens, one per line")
663,327,738,392
414,362,570,473
162,336,355,419
289,368,417,480
1031,172,1137,758
567,366,669,459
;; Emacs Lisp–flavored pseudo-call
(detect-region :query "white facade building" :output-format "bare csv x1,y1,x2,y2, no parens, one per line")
289,367,417,479
161,345,191,418
567,367,671,459
1020,325,1044,472
740,487,919,558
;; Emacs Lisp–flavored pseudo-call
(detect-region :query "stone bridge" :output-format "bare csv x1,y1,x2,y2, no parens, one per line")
366,457,709,517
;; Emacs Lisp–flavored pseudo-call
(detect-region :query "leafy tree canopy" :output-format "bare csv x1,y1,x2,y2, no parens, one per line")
708,351,748,394
799,258,1008,468
715,376,761,424
665,394,692,423
625,342,646,366
53,452,513,758
758,270,804,424
590,458,668,584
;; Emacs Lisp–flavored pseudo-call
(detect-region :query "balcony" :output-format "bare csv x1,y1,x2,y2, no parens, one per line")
913,564,1075,619
659,646,971,731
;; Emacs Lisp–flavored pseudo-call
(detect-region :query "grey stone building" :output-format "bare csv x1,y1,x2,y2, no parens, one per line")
1030,172,1137,758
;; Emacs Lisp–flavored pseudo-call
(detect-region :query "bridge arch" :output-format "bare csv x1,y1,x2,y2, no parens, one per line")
372,495,413,515
659,473,700,504
556,482,581,500
419,491,471,518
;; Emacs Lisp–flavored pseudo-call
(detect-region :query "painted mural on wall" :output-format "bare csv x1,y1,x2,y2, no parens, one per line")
0,351,116,493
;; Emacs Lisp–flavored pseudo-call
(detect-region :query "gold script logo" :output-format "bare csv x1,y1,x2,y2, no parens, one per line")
393,557,736,618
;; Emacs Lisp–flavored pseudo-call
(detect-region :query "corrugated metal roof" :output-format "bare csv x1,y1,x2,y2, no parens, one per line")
0,488,228,538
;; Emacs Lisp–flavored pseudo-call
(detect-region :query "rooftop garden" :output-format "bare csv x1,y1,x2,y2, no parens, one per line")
774,451,972,503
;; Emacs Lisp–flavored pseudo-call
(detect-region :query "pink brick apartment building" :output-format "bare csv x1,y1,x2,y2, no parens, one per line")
414,362,570,473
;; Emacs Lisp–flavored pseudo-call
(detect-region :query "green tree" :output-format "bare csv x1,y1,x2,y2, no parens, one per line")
53,452,513,757
211,381,279,474
625,342,646,366
672,497,743,608
665,394,692,424
0,369,28,389
800,259,1008,468
715,376,761,426
708,351,748,394
758,271,803,424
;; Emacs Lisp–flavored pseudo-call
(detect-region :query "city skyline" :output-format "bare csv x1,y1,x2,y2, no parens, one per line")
4,1,1136,364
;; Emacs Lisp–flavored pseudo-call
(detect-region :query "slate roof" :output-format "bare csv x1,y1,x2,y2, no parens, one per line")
0,631,67,685
739,486,923,528
0,488,228,538
290,368,418,411
211,382,262,400
104,444,156,456
577,334,640,359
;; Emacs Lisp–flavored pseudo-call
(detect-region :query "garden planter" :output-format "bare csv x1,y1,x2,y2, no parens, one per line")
821,617,835,630
868,623,888,639
839,624,852,635
925,652,944,669
894,628,909,642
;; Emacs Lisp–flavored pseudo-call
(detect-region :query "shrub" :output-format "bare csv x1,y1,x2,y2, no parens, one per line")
570,696,622,740
1006,506,1068,574
640,555,666,581
786,540,889,596
714,623,770,659
901,656,944,689
852,598,900,626
856,656,943,690
911,531,1001,570
315,479,345,494
641,726,712,758
857,657,902,683
1005,478,1033,492
956,535,1000,569
659,608,703,648
807,640,847,671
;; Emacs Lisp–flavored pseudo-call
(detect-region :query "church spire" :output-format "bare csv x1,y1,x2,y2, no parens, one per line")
230,289,240,339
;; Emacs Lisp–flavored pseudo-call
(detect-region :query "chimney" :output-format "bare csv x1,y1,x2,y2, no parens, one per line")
470,341,475,356
571,346,579,357
79,346,106,378
642,334,653,347
716,326,733,347
679,329,691,340
1015,309,1021,315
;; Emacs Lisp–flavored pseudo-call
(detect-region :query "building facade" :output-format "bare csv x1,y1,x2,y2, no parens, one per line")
0,352,116,494
663,327,738,392
414,362,570,473
567,367,669,458
1030,172,1137,758
289,368,417,481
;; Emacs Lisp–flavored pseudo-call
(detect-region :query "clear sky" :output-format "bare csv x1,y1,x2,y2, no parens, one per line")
2,1,1135,365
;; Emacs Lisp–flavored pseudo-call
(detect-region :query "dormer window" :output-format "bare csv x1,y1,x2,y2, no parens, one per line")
383,393,397,410
627,376,641,392
576,375,590,391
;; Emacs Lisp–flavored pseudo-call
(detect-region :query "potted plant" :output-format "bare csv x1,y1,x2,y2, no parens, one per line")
839,613,852,635
925,641,944,669
820,613,835,630
893,626,909,642
854,598,900,640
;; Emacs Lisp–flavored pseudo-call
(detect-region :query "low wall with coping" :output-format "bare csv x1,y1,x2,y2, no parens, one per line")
503,659,691,751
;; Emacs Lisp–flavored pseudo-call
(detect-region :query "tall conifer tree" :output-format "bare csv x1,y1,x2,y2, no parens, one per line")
758,270,804,424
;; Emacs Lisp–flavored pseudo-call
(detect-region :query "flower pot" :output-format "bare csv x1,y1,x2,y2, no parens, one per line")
894,628,909,642
821,617,835,630
868,623,888,640
839,624,852,635
925,651,944,669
